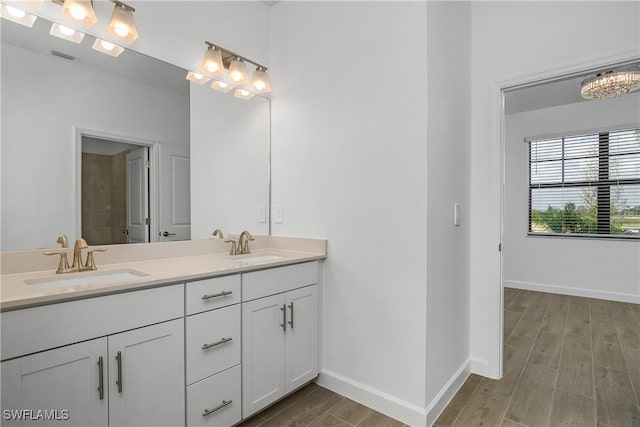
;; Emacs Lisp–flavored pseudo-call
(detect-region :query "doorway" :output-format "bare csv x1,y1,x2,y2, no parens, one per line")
81,135,151,245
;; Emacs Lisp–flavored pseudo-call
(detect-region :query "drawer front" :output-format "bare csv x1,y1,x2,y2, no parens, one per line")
242,261,318,301
186,275,241,315
187,365,241,427
186,305,240,384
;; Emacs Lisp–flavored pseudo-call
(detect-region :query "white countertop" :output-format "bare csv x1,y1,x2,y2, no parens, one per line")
0,247,325,311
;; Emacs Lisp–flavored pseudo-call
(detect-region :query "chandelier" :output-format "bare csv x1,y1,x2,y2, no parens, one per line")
581,67,640,100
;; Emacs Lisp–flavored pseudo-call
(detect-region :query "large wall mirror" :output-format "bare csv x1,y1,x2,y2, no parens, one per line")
1,14,270,251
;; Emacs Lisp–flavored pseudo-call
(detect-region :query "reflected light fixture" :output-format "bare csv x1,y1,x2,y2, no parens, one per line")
250,66,271,93
186,71,211,84
106,0,138,44
199,44,225,76
581,67,640,100
49,22,85,43
234,89,255,100
92,38,124,57
60,0,97,27
211,80,233,93
228,57,249,85
1,4,37,27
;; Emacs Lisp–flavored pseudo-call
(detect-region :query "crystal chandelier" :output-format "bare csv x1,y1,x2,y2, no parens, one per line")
581,68,640,100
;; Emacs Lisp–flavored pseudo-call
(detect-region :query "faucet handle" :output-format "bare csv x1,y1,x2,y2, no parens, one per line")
224,239,238,256
44,250,70,274
56,235,69,248
83,248,107,271
212,229,224,239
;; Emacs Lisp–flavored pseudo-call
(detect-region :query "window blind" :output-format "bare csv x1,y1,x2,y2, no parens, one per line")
528,128,640,238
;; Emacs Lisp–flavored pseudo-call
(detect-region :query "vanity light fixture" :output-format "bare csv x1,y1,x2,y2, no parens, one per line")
106,0,138,44
234,89,255,100
49,22,85,43
53,0,97,27
211,80,234,93
1,3,38,27
581,66,640,100
91,38,124,57
199,43,225,76
186,71,211,84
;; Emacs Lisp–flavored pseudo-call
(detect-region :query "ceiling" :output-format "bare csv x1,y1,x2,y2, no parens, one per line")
504,63,640,115
1,14,188,96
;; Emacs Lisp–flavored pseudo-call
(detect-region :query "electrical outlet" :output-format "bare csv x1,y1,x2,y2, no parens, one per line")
273,204,284,223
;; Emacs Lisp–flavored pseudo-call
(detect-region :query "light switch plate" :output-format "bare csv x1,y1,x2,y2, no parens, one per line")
257,204,267,223
273,204,284,223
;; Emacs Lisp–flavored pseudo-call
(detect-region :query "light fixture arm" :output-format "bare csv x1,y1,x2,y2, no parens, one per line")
110,0,135,13
205,41,267,71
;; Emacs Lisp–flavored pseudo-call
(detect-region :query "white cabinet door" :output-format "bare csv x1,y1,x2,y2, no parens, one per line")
108,319,184,427
242,294,285,418
284,285,318,393
1,338,108,427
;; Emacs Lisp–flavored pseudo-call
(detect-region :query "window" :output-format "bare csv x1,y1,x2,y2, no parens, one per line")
528,128,640,238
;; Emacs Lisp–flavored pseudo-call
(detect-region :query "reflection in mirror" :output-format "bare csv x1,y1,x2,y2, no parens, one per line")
1,13,270,251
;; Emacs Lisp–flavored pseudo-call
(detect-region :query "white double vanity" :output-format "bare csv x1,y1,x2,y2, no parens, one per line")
0,237,326,426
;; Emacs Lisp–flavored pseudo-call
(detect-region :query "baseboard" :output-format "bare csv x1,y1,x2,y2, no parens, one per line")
316,369,427,426
425,358,471,426
504,280,640,304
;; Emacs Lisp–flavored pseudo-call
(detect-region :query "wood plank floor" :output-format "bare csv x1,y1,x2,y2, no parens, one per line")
435,288,640,427
238,382,409,427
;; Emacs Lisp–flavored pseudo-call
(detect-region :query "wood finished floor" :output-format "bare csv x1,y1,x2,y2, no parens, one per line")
238,382,409,427
435,288,640,427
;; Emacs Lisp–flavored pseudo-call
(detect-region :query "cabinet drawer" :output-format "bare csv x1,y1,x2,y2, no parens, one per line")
242,261,318,301
186,305,240,384
186,275,241,315
187,365,241,427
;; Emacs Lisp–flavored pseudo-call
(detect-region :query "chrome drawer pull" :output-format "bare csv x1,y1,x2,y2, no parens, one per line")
202,291,232,300
202,400,232,417
201,337,232,350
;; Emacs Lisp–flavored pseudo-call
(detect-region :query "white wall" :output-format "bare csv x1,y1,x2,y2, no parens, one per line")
505,95,640,303
469,1,640,377
1,44,189,250
190,84,270,238
425,2,471,423
269,2,429,424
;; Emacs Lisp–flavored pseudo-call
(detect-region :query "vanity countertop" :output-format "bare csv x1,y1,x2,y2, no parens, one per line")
0,247,325,312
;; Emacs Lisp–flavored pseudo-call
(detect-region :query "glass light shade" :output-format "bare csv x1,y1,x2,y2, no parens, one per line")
92,38,125,57
62,0,97,27
49,23,85,43
250,68,271,93
227,58,249,85
1,4,37,27
107,4,139,44
211,80,234,93
199,47,224,76
186,71,211,84
581,70,640,100
234,89,255,100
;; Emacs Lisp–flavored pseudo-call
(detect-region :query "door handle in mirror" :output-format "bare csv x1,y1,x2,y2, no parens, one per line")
161,231,177,237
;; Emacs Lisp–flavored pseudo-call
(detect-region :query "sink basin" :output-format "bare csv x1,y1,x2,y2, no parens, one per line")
232,255,284,264
26,269,146,290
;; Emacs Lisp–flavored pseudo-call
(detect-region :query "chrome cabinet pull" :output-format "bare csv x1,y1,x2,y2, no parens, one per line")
202,291,232,300
201,337,232,350
280,304,287,332
115,351,123,393
288,302,294,329
97,356,104,400
202,400,232,417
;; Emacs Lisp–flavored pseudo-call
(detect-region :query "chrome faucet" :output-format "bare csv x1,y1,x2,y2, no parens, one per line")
237,230,255,255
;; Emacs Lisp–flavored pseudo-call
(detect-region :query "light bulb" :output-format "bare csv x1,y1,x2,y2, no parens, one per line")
6,5,25,18
207,63,219,73
100,40,115,51
218,82,228,88
59,25,76,36
240,90,249,96
255,81,266,91
193,73,204,80
231,72,243,82
114,24,129,37
69,5,86,20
